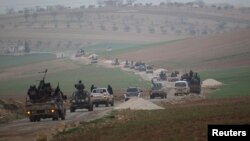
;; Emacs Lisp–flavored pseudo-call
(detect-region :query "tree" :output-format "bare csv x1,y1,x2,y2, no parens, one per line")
51,11,57,21
127,0,137,5
24,12,30,22
32,12,38,22
24,41,30,53
100,25,106,31
112,24,118,31
124,25,130,32
75,11,84,22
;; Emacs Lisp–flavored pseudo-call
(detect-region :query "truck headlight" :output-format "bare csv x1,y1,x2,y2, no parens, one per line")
72,100,75,103
51,109,55,113
27,111,31,115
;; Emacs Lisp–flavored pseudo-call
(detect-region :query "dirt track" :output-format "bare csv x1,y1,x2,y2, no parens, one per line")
0,107,112,141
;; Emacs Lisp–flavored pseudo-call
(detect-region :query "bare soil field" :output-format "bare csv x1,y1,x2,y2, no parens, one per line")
118,29,250,70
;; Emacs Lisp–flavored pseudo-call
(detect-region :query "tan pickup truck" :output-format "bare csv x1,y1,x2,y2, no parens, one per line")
90,88,114,107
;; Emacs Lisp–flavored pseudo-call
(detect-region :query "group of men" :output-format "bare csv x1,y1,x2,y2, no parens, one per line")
27,80,63,102
75,80,113,94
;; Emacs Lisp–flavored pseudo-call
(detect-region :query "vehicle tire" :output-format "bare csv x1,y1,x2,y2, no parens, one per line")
29,116,35,122
105,101,109,107
95,104,99,107
88,104,94,111
70,107,75,112
61,114,65,120
150,95,154,99
52,117,58,121
110,102,114,106
36,117,41,122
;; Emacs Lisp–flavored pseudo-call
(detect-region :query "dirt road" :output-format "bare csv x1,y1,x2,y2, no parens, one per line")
0,107,112,141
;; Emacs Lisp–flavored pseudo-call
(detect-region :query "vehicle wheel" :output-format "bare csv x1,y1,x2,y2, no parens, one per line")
105,101,109,107
95,104,99,107
29,116,35,122
88,104,94,111
164,94,167,99
150,95,154,99
61,114,65,120
52,117,58,121
36,117,41,122
70,107,75,112
110,102,114,106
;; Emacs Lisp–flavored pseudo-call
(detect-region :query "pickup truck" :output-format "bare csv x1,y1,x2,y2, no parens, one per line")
174,81,190,96
90,88,114,107
150,83,167,99
124,87,142,101
25,95,67,122
70,90,93,112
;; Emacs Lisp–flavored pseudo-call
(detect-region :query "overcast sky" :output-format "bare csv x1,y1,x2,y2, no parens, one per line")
1,0,250,13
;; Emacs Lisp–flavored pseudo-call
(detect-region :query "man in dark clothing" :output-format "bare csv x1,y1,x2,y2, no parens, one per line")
107,85,113,95
28,85,38,102
90,84,95,92
75,80,85,91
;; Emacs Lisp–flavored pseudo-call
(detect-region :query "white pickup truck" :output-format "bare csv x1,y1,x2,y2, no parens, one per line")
90,88,114,107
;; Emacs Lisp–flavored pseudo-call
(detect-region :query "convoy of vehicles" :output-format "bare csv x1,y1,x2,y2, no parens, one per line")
25,68,201,123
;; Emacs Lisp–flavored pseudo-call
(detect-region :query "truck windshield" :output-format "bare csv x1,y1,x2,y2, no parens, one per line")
92,89,106,93
126,88,138,93
175,82,186,87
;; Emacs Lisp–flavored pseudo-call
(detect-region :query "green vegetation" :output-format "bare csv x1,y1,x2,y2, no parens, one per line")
45,64,150,94
86,40,183,59
0,53,56,69
0,59,150,96
54,97,250,141
200,66,250,98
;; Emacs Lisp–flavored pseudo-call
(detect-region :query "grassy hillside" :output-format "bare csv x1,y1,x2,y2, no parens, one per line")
86,40,182,59
0,58,150,97
0,53,56,69
200,66,250,98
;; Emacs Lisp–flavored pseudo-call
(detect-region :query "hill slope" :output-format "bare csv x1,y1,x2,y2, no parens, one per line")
118,29,250,70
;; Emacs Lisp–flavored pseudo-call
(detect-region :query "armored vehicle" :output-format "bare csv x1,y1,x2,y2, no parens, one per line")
70,89,93,112
25,69,67,122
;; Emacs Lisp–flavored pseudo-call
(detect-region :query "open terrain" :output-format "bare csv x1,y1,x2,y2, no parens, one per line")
54,96,250,141
118,29,250,71
0,4,250,141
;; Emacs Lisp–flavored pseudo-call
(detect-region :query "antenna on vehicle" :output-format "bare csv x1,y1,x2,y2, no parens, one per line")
38,69,48,82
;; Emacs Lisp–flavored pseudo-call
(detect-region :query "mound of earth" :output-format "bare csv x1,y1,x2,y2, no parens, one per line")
114,97,164,110
202,79,223,88
0,99,24,123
